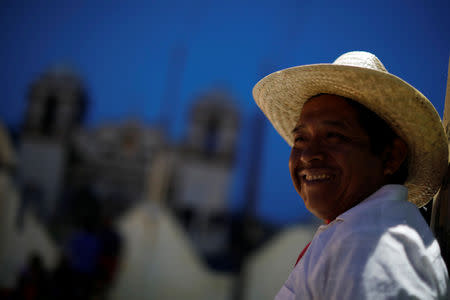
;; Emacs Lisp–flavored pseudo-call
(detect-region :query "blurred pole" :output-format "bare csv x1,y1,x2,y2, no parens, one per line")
431,57,450,270
232,110,266,300
233,62,275,300
242,110,266,217
159,44,187,136
242,61,277,218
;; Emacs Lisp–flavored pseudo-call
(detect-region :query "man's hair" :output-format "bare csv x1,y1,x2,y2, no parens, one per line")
309,94,409,184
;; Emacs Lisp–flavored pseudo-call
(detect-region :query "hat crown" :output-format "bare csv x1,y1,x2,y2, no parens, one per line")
333,51,388,73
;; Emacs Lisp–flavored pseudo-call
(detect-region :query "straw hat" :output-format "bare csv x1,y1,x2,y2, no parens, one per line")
253,51,448,207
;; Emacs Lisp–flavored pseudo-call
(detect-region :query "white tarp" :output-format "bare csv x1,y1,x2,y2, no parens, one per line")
110,202,233,300
243,224,317,300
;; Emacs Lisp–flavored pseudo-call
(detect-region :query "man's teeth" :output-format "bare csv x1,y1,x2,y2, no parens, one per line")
305,174,331,181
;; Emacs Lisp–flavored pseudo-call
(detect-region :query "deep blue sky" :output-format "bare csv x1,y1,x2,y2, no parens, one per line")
1,0,449,225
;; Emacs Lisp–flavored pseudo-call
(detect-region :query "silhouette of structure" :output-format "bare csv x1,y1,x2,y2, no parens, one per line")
7,66,317,300
17,68,244,267
18,67,87,221
70,121,165,219
169,89,240,264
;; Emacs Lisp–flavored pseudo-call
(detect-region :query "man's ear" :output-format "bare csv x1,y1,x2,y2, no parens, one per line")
383,137,408,176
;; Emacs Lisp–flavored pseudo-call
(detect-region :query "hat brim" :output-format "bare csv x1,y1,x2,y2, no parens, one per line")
253,63,448,207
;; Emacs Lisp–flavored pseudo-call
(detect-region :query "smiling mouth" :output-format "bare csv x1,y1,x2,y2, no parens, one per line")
301,174,334,183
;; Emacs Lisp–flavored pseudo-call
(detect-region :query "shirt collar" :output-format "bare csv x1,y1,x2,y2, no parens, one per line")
322,184,408,227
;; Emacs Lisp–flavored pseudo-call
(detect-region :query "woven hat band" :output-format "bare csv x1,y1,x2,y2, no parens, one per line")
333,51,388,73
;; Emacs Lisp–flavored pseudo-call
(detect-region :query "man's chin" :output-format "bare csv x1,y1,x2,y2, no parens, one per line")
301,181,337,197
302,192,336,216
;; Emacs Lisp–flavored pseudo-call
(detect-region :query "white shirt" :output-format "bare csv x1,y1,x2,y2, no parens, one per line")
275,185,449,300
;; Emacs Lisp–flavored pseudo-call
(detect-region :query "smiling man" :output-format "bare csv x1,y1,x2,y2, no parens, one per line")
289,93,407,222
253,51,449,299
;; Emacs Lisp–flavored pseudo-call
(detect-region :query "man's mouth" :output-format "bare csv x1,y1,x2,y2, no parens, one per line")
304,174,332,181
299,170,335,184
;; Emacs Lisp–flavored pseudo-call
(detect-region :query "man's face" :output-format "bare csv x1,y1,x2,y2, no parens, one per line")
289,94,386,221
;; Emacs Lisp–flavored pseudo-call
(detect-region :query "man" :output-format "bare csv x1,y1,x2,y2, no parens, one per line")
253,51,449,299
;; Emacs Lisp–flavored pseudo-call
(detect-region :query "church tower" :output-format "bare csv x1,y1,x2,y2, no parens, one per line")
18,67,87,221
22,67,87,141
170,89,240,264
185,89,239,162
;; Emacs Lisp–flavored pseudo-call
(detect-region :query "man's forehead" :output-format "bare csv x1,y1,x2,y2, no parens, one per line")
296,95,359,121
303,94,355,111
292,119,352,134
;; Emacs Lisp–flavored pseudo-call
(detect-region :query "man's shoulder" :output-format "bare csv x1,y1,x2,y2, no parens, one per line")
338,212,433,249
305,209,448,298
316,197,436,259
337,189,431,238
331,220,437,258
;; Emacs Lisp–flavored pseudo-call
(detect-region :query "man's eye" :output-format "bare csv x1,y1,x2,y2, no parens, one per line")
326,132,347,141
294,136,306,143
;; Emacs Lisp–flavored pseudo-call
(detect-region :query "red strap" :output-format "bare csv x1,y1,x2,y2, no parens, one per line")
294,220,331,267
294,242,311,267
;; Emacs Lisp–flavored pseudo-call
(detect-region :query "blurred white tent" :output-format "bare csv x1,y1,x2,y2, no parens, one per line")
111,201,233,300
111,198,317,300
243,224,316,300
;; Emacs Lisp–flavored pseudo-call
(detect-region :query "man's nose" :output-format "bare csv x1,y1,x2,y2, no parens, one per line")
300,140,325,163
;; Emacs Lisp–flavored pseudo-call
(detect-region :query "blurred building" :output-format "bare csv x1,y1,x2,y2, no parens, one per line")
0,122,58,291
12,68,317,299
168,90,240,263
18,67,87,221
17,67,165,228
17,69,243,261
70,120,165,218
